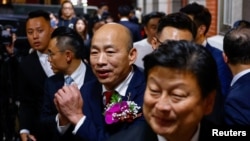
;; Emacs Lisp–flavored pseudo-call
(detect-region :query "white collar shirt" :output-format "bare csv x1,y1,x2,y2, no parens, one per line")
230,69,250,86
37,51,54,77
64,61,86,89
102,68,134,97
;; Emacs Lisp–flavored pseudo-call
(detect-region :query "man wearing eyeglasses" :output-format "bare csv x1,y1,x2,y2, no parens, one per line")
40,26,95,141
58,0,77,29
150,12,197,49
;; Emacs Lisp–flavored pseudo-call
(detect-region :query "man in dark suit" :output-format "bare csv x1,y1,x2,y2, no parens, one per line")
40,27,96,141
108,40,219,141
180,3,233,126
180,2,232,99
223,20,250,125
18,10,54,141
53,23,146,141
118,5,142,42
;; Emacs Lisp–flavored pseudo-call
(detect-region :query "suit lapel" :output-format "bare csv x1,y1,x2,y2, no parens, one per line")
83,63,95,83
123,65,145,101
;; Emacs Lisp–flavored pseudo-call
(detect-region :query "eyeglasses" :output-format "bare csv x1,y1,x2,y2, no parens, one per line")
155,36,164,45
47,50,65,58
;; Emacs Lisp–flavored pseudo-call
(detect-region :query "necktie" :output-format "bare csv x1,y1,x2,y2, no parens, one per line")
104,91,113,105
65,76,74,85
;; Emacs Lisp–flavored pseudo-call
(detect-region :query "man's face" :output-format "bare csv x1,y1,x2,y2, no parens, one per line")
90,25,136,90
99,5,109,15
144,17,161,42
62,2,74,19
26,17,52,53
152,26,193,49
47,38,68,74
143,66,213,139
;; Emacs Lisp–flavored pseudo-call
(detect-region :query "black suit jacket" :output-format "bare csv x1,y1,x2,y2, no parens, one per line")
40,63,96,141
18,51,48,140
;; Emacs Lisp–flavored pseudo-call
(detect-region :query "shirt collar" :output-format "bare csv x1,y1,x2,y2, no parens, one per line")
157,124,200,141
231,69,250,86
202,39,207,47
102,68,134,97
120,17,129,21
36,50,47,60
64,61,86,89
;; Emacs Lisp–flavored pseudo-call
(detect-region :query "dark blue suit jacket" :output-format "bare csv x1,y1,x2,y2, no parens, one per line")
74,65,146,141
40,63,96,141
224,72,250,125
119,21,142,42
203,43,233,125
205,43,232,97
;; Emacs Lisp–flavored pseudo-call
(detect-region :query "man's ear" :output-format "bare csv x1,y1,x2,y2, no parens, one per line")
151,37,158,50
128,47,137,65
204,90,216,115
198,25,206,36
65,50,73,62
222,52,228,63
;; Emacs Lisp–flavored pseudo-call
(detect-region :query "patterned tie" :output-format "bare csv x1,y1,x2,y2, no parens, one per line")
65,76,74,85
104,91,113,105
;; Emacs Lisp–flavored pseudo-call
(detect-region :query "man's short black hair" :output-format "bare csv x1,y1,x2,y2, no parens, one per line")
118,5,131,17
143,40,218,98
157,12,197,40
180,2,211,35
223,21,250,65
142,11,166,26
51,26,85,59
26,10,50,23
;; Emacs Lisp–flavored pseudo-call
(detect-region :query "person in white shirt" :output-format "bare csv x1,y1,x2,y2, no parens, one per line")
133,11,165,68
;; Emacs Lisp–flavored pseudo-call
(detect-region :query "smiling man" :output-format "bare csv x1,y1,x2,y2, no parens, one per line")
53,23,146,141
107,40,218,141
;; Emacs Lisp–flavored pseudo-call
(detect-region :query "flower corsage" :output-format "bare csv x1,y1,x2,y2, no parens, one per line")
104,92,142,124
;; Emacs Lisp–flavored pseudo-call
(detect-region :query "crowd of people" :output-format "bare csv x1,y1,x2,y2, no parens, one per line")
1,1,250,141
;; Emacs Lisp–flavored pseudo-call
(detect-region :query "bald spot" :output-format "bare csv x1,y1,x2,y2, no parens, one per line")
92,23,133,50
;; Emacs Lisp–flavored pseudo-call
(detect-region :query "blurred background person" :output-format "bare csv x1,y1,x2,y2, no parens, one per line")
73,16,91,63
133,11,165,68
49,12,58,29
57,0,77,29
0,24,20,141
118,5,142,42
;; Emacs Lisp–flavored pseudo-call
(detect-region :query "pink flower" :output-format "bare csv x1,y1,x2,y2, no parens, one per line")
105,101,128,124
103,92,142,124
